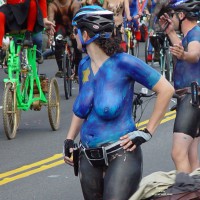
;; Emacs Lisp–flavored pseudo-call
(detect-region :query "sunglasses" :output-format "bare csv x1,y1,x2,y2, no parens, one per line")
73,28,78,35
168,12,175,18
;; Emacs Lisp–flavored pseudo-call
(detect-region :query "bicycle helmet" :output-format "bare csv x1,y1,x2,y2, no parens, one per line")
72,5,114,49
168,0,200,19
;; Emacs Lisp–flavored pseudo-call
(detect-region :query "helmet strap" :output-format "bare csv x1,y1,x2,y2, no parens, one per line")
175,12,186,33
77,29,100,52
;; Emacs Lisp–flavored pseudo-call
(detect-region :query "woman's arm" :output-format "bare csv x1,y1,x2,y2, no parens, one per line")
48,3,56,23
66,114,84,140
102,0,107,9
64,114,84,165
146,76,174,134
120,76,174,151
124,0,132,21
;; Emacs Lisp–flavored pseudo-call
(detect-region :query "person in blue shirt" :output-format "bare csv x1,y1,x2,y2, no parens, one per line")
63,5,174,200
159,0,200,173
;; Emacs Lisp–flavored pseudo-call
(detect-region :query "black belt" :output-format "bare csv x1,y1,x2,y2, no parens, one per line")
80,142,123,167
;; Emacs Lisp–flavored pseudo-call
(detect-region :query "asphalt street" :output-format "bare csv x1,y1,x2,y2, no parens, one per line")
0,43,180,200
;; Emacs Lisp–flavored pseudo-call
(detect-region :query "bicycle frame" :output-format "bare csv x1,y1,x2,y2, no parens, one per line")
155,33,173,82
4,34,47,111
124,20,139,57
55,34,73,99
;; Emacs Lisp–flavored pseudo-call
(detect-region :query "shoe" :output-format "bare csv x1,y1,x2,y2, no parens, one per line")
37,55,44,64
23,31,33,47
0,47,5,65
153,51,160,62
55,71,64,78
4,68,8,74
147,54,152,62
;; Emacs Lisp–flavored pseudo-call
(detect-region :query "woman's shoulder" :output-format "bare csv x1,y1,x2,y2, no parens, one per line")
113,52,136,62
79,55,90,68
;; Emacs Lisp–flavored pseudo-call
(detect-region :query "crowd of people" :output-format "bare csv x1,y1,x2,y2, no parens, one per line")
0,0,200,199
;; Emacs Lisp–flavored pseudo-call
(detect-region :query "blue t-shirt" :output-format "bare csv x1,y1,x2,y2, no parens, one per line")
174,26,200,89
73,53,161,148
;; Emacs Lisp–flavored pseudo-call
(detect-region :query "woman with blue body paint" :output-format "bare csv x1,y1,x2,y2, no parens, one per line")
63,5,174,200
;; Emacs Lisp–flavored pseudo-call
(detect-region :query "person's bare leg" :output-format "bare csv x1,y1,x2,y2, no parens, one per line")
189,136,200,172
171,132,193,173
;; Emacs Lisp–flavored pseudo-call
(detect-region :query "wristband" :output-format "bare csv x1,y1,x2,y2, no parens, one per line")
143,128,152,136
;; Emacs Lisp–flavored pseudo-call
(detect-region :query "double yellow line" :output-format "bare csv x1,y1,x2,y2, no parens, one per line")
0,111,176,186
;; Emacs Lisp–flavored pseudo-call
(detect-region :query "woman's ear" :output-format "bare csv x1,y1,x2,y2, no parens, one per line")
82,30,90,42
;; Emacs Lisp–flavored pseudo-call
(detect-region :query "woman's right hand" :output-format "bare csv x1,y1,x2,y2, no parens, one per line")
64,155,74,166
63,139,74,166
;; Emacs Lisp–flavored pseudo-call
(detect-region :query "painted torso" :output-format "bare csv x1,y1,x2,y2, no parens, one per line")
73,53,161,147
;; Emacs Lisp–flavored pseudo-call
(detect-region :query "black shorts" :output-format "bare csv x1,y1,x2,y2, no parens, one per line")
0,0,43,33
173,94,200,138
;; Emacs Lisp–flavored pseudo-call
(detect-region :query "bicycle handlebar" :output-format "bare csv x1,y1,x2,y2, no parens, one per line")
172,93,180,99
134,92,156,98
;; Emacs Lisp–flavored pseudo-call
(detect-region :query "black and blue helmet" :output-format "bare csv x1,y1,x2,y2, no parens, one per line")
72,5,114,50
72,5,114,35
168,0,200,19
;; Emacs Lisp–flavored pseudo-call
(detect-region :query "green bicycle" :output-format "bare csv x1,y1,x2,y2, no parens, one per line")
2,31,60,140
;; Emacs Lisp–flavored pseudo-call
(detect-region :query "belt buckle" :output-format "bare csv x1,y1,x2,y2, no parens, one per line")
102,147,108,166
90,149,103,159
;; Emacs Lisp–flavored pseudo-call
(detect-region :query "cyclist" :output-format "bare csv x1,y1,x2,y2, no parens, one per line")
159,0,200,173
63,5,174,200
103,0,132,41
48,0,82,78
0,0,55,65
129,0,148,30
147,0,171,62
146,0,157,61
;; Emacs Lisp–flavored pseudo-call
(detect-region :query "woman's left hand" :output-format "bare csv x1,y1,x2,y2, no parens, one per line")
43,18,56,36
120,134,137,151
119,130,152,151
127,15,132,21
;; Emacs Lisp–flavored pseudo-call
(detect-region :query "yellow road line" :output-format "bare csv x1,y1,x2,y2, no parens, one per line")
0,111,176,186
0,160,64,186
136,110,176,127
0,154,62,179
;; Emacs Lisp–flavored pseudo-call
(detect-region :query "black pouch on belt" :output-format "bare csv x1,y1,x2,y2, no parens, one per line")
73,143,79,176
84,147,108,167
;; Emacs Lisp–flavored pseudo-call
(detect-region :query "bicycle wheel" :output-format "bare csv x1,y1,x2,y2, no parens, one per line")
164,51,171,81
3,83,18,139
129,35,134,55
134,40,139,58
48,77,60,131
63,53,72,99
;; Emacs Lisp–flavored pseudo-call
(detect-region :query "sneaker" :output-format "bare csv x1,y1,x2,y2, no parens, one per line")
23,31,33,47
147,54,152,62
4,68,8,74
37,55,44,64
0,47,5,65
55,71,64,78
